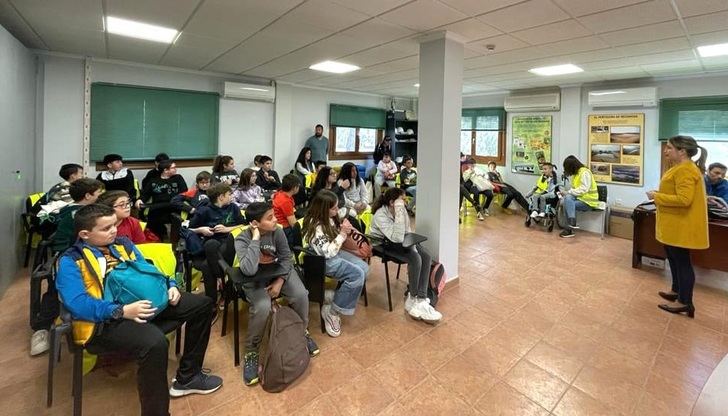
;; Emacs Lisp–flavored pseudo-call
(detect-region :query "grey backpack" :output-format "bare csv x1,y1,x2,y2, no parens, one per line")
260,303,310,392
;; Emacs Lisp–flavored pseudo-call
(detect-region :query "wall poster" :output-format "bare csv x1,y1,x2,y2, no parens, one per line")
511,115,552,174
588,113,644,186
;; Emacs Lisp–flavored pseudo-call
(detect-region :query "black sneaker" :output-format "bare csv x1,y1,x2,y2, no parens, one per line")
305,330,320,357
243,352,260,386
169,369,223,397
560,228,575,238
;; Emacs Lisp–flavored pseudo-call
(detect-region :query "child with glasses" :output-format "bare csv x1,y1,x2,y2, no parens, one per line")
97,190,146,244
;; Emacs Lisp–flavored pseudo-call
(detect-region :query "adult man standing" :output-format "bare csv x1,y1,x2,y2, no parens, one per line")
705,162,728,203
305,124,329,163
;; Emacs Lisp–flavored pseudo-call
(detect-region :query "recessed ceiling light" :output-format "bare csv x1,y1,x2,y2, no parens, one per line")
697,42,728,57
414,83,420,87
529,64,583,76
240,87,269,92
589,90,626,96
105,16,178,44
309,60,360,74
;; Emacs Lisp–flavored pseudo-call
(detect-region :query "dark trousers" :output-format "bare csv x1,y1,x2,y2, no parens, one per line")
460,182,493,210
194,237,232,302
86,293,213,416
146,209,180,243
403,244,432,298
500,184,530,211
664,245,695,305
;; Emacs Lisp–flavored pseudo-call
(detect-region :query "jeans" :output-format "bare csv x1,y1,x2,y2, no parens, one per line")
192,236,233,302
325,250,368,315
403,244,432,298
528,192,558,213
86,292,213,416
664,245,695,305
241,271,309,352
563,194,591,220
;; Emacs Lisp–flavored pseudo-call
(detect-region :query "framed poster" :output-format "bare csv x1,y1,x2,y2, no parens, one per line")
588,113,644,186
511,115,552,174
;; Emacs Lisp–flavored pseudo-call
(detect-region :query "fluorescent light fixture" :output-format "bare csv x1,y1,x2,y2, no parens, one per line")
309,60,360,74
240,87,269,92
697,42,728,57
105,16,178,44
529,64,583,76
414,83,420,87
589,90,626,96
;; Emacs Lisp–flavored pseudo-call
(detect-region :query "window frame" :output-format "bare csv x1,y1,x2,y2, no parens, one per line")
328,126,383,160
460,108,507,165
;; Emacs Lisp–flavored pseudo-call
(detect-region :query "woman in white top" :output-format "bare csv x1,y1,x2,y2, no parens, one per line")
295,147,315,176
337,162,369,215
375,152,398,198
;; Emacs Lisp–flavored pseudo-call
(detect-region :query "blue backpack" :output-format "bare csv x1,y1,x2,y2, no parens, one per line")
103,259,169,317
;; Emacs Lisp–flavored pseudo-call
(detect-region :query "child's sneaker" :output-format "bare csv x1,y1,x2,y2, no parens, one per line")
530,210,539,218
408,298,442,324
169,369,223,397
476,211,485,221
242,352,260,386
320,304,341,337
538,212,546,218
30,329,50,356
404,293,417,313
305,330,320,357
559,228,575,238
482,208,490,216
324,289,335,305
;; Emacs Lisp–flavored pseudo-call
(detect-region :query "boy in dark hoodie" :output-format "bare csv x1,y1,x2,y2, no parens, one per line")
171,170,211,216
187,183,246,303
96,154,136,200
234,202,318,387
135,159,188,241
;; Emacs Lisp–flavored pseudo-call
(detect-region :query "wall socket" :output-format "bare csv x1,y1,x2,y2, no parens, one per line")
642,257,665,269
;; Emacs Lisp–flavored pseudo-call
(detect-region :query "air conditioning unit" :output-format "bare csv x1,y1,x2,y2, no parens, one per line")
588,87,657,108
223,82,275,102
504,92,560,112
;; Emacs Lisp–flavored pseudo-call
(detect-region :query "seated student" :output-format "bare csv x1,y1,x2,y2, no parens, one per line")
234,202,319,386
42,163,85,205
559,155,605,238
233,168,265,209
525,162,559,218
399,155,417,211
255,155,282,193
303,190,368,337
272,174,301,246
375,152,398,198
211,155,239,188
338,162,369,215
311,166,346,213
51,178,104,253
135,159,188,241
294,147,315,206
141,153,169,190
97,191,146,244
171,171,211,216
188,183,246,303
370,188,442,324
487,161,530,214
96,154,136,200
705,162,728,203
250,155,263,171
459,155,484,223
461,158,494,221
56,204,222,415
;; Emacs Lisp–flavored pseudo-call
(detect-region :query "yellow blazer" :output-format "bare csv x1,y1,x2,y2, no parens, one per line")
654,160,709,249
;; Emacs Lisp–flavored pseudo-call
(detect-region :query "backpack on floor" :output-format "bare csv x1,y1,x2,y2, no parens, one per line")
428,261,447,307
260,302,310,393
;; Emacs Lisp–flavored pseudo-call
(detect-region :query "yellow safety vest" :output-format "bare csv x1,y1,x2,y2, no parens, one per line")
571,167,601,208
535,176,550,193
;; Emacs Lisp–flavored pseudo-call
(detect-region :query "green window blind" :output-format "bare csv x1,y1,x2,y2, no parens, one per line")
461,107,507,130
329,104,386,129
659,96,728,142
90,83,219,161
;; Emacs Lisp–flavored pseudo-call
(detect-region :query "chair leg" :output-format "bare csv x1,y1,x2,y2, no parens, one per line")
220,291,228,337
46,328,58,407
72,348,83,416
395,264,401,281
383,262,393,312
362,282,368,307
319,303,325,334
233,297,240,367
24,232,33,268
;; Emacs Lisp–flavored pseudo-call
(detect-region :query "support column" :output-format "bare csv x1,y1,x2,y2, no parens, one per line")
416,32,464,280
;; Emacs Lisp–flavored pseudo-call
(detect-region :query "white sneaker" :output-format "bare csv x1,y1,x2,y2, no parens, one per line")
324,289,335,305
477,211,485,221
482,208,490,217
538,212,546,218
30,329,50,356
404,294,417,313
530,210,538,218
408,298,442,324
320,304,341,337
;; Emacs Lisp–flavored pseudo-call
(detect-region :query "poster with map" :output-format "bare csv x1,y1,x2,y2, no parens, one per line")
588,113,644,186
511,115,552,174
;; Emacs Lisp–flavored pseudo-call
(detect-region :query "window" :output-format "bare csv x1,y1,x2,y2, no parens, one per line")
329,104,385,159
659,96,728,174
461,107,507,165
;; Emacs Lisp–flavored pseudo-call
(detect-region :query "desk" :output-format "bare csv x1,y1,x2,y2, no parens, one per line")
632,205,728,272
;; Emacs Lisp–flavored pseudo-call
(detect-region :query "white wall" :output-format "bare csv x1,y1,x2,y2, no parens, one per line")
37,55,275,188
0,25,36,293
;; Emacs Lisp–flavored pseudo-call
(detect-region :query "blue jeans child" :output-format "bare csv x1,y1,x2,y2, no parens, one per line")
325,250,368,315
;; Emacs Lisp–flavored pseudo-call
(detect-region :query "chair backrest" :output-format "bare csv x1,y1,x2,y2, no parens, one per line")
597,185,608,203
136,243,176,278
358,209,373,234
26,192,45,213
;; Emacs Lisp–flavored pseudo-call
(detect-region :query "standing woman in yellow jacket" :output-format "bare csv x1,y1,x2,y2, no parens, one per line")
647,136,709,318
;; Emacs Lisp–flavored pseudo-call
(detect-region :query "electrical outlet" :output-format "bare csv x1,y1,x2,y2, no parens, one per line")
642,257,665,269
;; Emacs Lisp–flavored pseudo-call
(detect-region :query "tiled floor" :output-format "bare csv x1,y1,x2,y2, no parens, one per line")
2,208,728,415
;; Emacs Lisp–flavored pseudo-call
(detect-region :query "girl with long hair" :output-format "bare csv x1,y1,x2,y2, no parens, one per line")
211,155,239,188
337,162,369,215
232,168,264,209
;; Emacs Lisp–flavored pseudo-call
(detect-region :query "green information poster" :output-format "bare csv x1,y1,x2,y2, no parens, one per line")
511,115,552,174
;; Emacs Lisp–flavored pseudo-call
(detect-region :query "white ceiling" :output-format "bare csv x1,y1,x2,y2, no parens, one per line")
2,0,728,97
